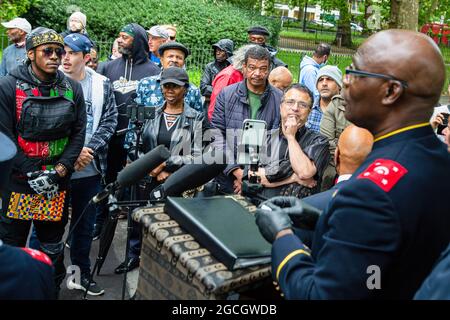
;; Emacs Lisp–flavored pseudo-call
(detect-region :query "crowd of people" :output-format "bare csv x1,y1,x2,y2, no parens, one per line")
0,11,450,301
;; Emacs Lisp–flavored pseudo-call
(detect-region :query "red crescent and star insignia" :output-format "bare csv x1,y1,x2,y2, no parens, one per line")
21,248,53,266
357,159,408,192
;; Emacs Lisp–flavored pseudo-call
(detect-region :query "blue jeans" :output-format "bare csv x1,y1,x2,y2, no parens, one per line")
69,175,101,276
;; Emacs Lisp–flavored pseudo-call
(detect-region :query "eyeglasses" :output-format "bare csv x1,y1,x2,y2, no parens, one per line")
345,65,408,89
36,47,66,58
282,99,311,110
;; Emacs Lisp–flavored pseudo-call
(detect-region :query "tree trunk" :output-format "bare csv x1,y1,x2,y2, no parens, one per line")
389,0,419,31
334,0,352,47
362,0,372,36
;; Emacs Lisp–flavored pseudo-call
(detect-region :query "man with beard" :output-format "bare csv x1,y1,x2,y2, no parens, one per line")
94,23,159,240
255,29,450,299
97,23,159,195
306,65,342,133
200,39,234,112
0,18,32,77
0,27,86,297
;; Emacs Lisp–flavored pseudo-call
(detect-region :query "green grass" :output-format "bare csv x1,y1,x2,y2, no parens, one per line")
280,29,367,47
278,49,353,83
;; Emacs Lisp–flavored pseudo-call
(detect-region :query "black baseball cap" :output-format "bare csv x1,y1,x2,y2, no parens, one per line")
158,41,190,58
160,67,189,87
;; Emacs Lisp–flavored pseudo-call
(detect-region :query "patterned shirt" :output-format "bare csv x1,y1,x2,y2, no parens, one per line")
305,100,323,133
125,72,203,148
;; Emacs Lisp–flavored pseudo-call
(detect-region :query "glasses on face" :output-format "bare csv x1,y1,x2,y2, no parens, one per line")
345,65,408,89
37,47,66,58
282,99,311,110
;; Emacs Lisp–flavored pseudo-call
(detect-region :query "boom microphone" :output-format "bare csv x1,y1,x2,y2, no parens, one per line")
92,145,170,203
150,160,227,200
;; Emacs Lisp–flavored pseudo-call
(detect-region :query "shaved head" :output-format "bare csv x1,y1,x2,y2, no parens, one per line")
355,29,445,102
343,29,446,137
336,125,374,174
269,66,293,91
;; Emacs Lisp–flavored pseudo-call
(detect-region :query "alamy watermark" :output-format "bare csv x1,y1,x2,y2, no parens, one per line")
366,265,381,290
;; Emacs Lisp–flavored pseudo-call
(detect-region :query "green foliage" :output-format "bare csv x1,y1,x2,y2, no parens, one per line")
24,0,281,50
0,0,41,21
418,0,450,26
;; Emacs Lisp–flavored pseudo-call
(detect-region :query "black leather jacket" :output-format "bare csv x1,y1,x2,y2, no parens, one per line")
142,103,209,172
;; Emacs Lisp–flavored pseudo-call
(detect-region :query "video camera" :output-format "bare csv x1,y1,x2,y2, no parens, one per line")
126,102,155,124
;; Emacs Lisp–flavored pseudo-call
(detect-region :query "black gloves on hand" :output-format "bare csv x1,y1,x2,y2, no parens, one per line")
256,196,294,244
255,196,322,244
27,170,61,200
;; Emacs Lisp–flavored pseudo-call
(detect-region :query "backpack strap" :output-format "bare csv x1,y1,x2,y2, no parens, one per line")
16,80,35,97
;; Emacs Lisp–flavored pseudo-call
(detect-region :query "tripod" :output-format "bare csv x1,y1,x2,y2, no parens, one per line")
241,145,268,206
122,120,144,300
84,193,150,300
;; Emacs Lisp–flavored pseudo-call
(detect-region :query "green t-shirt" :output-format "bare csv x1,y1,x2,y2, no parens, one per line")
248,90,262,119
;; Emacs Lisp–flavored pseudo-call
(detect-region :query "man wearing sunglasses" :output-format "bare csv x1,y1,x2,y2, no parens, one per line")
0,27,86,298
255,29,450,299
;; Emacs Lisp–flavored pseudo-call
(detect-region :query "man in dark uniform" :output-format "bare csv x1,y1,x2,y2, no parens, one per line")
255,29,450,299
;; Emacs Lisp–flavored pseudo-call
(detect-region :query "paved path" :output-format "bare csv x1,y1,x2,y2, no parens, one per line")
59,219,139,300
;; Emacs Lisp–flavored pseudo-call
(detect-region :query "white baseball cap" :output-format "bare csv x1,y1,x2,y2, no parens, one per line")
1,18,32,34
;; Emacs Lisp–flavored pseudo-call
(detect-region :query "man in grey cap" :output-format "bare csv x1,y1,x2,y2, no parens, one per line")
200,39,234,112
0,17,32,77
147,25,169,68
305,65,342,133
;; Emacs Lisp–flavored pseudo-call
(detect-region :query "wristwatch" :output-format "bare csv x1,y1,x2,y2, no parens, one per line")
55,163,68,177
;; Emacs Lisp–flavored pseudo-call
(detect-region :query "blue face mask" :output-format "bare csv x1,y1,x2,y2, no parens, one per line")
319,59,328,68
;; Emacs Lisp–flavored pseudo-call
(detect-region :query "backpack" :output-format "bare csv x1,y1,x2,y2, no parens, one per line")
16,80,76,142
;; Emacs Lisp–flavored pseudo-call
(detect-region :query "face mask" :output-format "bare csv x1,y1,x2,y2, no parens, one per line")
319,59,328,68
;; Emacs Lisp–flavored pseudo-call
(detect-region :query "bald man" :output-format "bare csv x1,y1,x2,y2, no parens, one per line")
256,30,450,299
302,125,373,211
268,66,293,91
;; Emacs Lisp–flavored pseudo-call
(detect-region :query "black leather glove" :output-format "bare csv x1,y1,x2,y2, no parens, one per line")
255,197,294,244
27,170,61,200
255,196,322,243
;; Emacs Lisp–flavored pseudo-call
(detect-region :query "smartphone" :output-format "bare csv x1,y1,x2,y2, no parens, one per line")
237,119,267,165
437,112,449,135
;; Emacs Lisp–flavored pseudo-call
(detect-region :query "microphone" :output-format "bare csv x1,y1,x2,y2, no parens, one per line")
92,145,171,203
150,159,226,200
